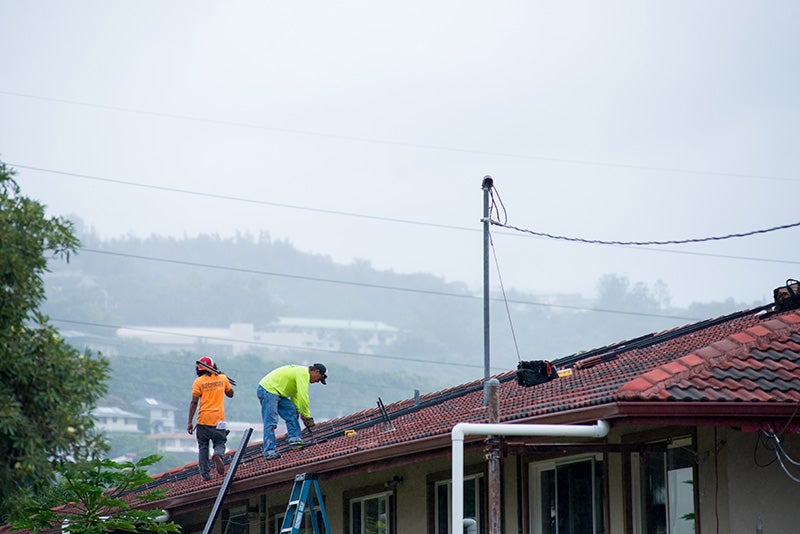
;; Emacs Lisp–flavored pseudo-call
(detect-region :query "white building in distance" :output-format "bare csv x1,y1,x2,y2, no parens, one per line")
116,318,400,356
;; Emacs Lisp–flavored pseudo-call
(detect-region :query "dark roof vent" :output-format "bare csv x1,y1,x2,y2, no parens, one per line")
773,279,800,312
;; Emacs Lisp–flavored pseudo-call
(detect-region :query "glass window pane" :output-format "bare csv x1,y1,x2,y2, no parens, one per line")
434,476,483,534
540,469,556,534
594,460,605,534
556,461,594,534
640,452,667,534
667,448,695,534
223,513,248,534
464,478,476,522
365,496,388,534
436,483,449,534
378,496,388,534
352,501,362,534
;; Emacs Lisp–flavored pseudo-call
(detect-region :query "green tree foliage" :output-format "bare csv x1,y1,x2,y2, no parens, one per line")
11,455,181,534
0,161,110,522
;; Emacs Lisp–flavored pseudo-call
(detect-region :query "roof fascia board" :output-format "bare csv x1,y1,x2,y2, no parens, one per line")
616,401,800,418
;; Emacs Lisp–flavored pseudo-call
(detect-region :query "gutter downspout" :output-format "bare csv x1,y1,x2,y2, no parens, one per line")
451,420,610,533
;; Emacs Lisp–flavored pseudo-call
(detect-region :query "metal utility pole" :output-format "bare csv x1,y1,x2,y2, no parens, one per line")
482,176,493,406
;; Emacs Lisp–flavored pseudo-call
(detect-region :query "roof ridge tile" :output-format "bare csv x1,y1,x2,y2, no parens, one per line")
616,315,794,401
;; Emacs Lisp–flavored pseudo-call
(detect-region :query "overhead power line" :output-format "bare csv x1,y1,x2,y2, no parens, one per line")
77,247,702,321
491,219,800,246
16,163,800,266
3,90,800,183
485,180,800,246
11,163,472,232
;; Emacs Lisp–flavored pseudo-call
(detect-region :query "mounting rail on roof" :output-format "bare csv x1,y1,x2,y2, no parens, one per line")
554,304,773,369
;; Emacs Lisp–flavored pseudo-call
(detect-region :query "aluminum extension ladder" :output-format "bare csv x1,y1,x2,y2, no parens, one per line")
280,473,331,534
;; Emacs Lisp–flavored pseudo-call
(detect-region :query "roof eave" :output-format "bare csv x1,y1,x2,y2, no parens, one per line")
150,400,799,514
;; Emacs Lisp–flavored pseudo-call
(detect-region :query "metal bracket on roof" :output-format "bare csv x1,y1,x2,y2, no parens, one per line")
376,397,394,431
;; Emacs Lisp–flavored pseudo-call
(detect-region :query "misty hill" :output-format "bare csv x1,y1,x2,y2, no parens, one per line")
41,223,760,423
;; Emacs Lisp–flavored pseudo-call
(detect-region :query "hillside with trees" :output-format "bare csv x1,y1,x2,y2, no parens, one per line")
41,223,760,416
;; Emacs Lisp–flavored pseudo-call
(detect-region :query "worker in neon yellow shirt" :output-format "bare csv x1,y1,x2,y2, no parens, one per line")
256,363,327,459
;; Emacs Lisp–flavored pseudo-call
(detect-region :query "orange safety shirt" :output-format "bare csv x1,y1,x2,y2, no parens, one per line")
191,373,233,426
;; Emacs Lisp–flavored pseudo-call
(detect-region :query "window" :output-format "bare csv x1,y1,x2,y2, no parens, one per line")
350,492,391,534
531,455,605,534
223,507,249,534
634,439,695,534
434,474,485,534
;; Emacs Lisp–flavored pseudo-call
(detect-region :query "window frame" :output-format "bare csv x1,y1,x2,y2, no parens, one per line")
529,453,605,534
427,463,486,534
346,490,393,534
222,505,249,534
631,437,697,534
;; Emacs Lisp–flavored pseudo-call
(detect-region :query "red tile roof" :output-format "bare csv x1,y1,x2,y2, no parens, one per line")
129,306,800,507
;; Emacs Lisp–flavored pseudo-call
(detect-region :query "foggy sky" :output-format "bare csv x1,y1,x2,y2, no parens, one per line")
2,1,799,308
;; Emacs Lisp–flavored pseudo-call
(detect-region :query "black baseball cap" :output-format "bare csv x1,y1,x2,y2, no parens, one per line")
311,363,327,384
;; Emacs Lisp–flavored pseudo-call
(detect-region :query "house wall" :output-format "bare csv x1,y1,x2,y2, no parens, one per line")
604,447,626,533
227,449,482,533
171,425,800,534
709,427,800,534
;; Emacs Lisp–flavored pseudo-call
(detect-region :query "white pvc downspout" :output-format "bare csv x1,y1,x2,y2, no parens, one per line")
451,420,609,533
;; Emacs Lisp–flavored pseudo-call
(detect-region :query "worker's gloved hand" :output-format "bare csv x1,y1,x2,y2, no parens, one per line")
302,416,315,429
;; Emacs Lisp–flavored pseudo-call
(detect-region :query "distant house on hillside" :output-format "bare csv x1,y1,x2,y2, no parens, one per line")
117,280,800,534
90,406,144,434
115,317,400,356
133,397,178,434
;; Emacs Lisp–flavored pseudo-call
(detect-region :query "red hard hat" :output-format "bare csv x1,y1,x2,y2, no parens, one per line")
197,356,214,371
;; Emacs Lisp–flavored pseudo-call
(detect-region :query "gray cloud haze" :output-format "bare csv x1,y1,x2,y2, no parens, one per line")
2,1,799,307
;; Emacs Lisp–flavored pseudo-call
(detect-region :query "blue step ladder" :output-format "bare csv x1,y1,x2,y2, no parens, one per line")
280,473,331,534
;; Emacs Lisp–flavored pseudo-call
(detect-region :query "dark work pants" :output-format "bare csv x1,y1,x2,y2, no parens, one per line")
196,424,228,479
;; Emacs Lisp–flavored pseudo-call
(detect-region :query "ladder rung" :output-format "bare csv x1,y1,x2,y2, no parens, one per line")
282,474,328,534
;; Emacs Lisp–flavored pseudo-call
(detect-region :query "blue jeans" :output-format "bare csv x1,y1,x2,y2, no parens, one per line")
257,385,301,455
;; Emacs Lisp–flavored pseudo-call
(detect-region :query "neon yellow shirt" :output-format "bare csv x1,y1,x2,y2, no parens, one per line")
258,365,311,417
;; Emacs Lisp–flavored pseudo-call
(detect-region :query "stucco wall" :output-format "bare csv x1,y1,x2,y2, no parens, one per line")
708,426,800,534
171,425,800,533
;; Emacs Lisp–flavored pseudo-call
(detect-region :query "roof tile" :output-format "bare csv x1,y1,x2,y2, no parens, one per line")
695,345,725,360
618,377,656,396
747,324,773,337
644,368,673,383
661,360,691,376
779,312,800,325
730,332,756,344
679,352,706,367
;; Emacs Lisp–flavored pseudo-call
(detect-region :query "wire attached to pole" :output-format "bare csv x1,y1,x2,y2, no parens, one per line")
486,181,522,362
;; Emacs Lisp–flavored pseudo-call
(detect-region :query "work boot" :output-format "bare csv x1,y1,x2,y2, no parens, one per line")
288,438,304,449
264,452,281,460
212,453,225,475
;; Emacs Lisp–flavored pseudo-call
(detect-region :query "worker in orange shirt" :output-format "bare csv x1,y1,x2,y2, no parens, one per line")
187,356,234,481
